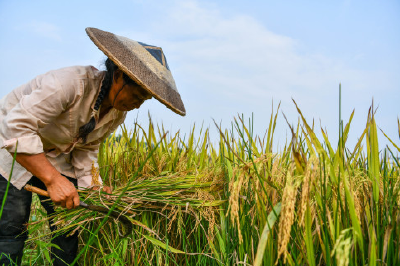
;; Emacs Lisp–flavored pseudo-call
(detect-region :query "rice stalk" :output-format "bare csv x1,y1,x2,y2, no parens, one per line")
24,101,400,266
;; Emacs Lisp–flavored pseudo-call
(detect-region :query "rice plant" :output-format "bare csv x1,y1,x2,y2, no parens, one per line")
23,100,400,266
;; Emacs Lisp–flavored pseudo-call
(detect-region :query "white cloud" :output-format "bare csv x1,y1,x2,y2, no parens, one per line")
155,2,334,104
121,0,398,149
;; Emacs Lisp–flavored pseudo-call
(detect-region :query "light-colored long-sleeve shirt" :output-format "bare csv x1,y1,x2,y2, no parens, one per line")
0,65,126,189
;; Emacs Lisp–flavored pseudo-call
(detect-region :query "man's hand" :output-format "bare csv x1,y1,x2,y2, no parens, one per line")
15,153,81,209
91,185,113,199
101,186,112,194
46,174,80,209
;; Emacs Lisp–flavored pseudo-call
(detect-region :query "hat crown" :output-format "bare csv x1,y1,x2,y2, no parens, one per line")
138,42,170,71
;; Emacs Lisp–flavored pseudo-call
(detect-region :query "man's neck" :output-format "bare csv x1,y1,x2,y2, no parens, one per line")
99,96,112,120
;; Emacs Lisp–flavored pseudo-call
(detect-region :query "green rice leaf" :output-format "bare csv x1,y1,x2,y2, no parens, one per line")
143,234,185,254
253,202,281,266
305,202,316,266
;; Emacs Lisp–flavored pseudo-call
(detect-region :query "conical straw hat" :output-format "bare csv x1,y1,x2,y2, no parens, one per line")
86,27,186,116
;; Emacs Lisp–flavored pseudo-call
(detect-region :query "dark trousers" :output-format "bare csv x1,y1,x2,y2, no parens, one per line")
0,175,79,266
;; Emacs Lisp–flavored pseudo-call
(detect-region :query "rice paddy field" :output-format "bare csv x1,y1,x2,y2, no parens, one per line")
16,100,400,265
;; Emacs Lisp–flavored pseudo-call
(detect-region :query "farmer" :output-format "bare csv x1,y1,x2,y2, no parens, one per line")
0,27,185,266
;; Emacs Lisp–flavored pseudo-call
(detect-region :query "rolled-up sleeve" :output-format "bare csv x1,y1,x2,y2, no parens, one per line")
71,142,103,188
0,72,73,154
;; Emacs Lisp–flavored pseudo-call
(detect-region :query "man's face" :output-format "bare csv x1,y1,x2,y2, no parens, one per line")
110,71,152,111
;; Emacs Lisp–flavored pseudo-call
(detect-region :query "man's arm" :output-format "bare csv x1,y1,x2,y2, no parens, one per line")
16,153,80,209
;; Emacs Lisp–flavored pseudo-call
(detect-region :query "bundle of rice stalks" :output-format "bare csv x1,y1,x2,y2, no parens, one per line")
29,170,225,265
50,170,225,236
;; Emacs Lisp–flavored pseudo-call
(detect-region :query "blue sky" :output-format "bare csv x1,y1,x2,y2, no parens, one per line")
0,0,399,151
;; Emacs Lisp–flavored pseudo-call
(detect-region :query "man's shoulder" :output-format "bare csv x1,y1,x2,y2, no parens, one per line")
37,65,103,104
49,65,101,80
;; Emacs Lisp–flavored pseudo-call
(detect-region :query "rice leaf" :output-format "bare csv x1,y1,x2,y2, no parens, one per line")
253,202,281,266
143,234,185,254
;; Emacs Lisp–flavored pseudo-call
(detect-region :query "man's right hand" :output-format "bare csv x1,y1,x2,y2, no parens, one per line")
46,174,80,209
15,152,80,209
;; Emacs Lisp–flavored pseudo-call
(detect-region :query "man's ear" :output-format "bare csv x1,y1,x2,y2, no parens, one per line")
113,69,123,82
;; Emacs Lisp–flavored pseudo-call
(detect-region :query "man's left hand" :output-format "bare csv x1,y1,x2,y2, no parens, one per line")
91,185,113,198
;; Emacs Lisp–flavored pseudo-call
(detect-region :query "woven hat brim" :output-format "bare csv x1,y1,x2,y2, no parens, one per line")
86,27,186,116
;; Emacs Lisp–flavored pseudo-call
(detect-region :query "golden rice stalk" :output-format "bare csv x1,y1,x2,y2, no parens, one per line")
157,153,168,173
226,154,271,244
353,191,362,222
228,177,243,243
270,157,284,206
298,156,318,227
395,177,400,206
347,170,369,221
91,161,101,186
195,189,217,239
276,164,297,264
167,205,180,233
331,229,353,266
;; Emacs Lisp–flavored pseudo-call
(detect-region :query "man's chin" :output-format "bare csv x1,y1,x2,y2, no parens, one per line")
114,105,135,111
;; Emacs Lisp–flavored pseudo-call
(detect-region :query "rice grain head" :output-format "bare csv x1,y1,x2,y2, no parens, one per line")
91,161,101,186
331,229,353,266
195,189,217,239
157,153,168,173
298,156,318,227
276,164,297,264
271,156,285,206
167,205,180,233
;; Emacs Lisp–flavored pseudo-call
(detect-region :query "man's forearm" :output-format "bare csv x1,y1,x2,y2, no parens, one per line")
15,152,80,209
15,153,60,186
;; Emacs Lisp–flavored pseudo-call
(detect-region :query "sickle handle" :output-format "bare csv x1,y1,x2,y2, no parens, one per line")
24,184,50,197
25,184,84,196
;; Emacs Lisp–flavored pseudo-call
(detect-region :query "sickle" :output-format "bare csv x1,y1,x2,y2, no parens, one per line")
24,184,132,238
